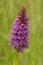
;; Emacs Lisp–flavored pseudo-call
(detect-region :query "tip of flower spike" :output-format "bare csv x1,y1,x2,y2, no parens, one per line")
18,6,29,23
19,6,26,16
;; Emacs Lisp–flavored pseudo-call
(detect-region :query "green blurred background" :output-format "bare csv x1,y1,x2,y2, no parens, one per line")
0,0,43,65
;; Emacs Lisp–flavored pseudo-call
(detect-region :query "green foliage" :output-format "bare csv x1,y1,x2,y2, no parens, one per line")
0,0,43,65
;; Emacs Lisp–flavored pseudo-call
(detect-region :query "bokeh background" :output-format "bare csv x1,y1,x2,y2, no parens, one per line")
0,0,43,65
